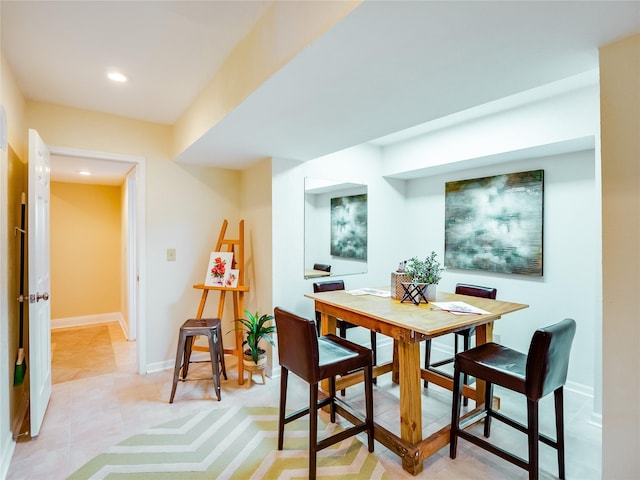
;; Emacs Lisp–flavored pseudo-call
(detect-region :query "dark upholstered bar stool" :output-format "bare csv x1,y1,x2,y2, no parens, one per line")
274,307,374,480
313,280,377,393
450,318,576,480
169,318,227,403
424,283,497,405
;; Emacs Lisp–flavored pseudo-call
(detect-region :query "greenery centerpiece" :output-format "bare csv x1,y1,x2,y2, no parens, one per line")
404,251,445,302
235,310,276,365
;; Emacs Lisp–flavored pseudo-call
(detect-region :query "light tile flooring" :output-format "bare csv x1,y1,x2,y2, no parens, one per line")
7,323,601,479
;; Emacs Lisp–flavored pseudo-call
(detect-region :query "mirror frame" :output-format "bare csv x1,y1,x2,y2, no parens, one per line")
304,177,368,279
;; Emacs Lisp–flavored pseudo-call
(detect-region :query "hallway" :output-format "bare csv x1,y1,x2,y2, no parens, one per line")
51,322,131,384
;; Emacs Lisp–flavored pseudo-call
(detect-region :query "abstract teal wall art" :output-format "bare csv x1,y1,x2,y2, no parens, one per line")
445,170,544,276
330,194,367,260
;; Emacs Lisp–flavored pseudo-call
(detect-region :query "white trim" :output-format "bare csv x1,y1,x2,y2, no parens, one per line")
590,412,603,429
565,379,594,399
146,360,175,374
47,145,146,374
47,145,140,164
125,171,137,342
1,432,16,480
51,313,123,329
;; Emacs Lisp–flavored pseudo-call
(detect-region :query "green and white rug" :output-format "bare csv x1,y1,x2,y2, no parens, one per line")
68,406,390,479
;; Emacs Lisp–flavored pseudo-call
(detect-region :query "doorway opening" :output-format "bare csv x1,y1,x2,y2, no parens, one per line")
48,146,146,374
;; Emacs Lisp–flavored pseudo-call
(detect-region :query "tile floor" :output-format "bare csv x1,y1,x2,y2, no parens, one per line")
7,322,601,479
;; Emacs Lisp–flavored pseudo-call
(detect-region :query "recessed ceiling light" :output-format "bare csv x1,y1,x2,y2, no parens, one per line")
107,72,128,83
77,170,92,176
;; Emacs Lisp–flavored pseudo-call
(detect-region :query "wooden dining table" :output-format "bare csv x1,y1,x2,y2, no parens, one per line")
305,288,528,475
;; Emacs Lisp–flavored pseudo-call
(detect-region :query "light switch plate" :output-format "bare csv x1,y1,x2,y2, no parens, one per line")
166,248,176,261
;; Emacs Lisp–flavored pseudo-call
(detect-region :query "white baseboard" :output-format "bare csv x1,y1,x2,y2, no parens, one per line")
146,359,174,374
146,351,215,374
565,379,594,399
51,312,124,330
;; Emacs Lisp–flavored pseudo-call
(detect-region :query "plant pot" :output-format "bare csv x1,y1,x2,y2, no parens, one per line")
243,352,267,368
425,283,437,301
400,282,430,305
243,352,267,387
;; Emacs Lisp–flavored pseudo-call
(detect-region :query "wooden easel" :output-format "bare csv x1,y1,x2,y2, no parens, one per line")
193,219,249,384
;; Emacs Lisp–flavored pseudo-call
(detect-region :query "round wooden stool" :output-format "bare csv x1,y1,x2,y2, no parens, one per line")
169,318,227,402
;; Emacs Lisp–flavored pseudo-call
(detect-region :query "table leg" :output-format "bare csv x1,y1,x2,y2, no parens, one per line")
472,322,494,404
319,311,337,336
398,339,423,475
320,311,337,392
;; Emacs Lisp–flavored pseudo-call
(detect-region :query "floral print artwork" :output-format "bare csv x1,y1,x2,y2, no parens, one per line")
204,252,234,286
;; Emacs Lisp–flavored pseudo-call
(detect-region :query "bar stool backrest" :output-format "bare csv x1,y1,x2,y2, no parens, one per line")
275,307,320,383
526,318,576,401
313,280,344,293
455,283,497,299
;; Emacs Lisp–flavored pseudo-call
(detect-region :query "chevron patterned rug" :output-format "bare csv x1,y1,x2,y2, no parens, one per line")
67,406,390,479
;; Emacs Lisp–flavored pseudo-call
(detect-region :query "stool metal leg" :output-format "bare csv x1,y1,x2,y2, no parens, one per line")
183,335,195,379
170,330,187,403
208,333,221,401
216,327,228,380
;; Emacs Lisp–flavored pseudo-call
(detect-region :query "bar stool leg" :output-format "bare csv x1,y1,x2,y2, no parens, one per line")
207,333,221,401
183,335,195,379
450,366,463,458
555,388,566,479
170,330,187,403
277,368,289,450
215,327,228,380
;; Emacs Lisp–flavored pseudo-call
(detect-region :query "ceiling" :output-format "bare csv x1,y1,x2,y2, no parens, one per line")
2,1,639,183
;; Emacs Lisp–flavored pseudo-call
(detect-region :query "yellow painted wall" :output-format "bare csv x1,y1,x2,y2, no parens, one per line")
50,182,123,319
600,33,640,478
240,158,273,371
25,101,242,368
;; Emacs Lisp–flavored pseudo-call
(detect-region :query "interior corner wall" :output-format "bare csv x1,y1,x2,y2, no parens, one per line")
600,33,640,479
240,158,274,373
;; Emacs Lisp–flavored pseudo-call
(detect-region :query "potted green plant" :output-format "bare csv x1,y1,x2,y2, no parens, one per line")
234,310,276,365
404,251,445,301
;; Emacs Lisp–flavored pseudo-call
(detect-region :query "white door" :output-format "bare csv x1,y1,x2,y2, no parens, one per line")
28,129,52,437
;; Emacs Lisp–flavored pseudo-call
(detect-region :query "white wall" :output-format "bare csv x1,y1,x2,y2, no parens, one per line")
272,81,601,410
382,78,598,178
403,150,598,394
146,162,241,370
272,144,407,323
305,184,367,275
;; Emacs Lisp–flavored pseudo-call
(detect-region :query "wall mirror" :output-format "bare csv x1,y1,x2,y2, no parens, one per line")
304,177,368,279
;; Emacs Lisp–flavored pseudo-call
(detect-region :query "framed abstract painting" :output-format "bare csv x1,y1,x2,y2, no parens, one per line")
330,193,367,260
445,170,544,276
